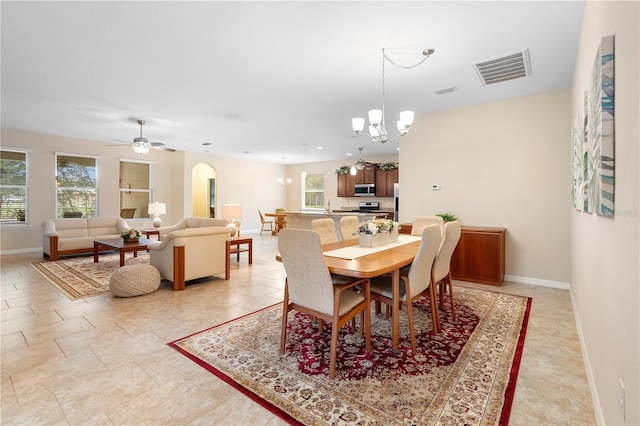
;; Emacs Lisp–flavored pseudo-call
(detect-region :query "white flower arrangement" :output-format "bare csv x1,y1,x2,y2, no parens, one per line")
357,219,399,235
120,228,142,239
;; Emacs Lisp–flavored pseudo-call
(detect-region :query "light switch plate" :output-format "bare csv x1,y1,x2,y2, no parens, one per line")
431,184,440,190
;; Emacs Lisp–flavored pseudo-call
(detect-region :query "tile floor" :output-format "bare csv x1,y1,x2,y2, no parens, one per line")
1,231,596,425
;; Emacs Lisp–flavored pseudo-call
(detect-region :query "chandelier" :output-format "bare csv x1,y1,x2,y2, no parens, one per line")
351,48,435,144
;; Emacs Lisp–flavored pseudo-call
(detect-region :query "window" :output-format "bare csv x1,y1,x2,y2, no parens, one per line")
302,172,325,210
119,159,152,218
56,154,97,218
0,149,28,223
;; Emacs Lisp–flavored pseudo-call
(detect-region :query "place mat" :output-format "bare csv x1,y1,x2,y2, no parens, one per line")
323,234,421,259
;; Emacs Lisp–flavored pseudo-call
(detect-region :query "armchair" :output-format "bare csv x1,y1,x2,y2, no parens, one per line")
148,227,231,291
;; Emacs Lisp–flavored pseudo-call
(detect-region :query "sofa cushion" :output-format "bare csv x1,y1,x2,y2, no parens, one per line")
86,217,128,237
58,237,96,251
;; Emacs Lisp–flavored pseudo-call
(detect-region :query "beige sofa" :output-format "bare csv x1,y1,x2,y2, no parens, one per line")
149,226,231,291
42,217,129,261
158,217,237,240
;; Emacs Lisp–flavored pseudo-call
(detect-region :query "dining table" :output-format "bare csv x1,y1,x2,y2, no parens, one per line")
321,235,438,353
264,212,288,234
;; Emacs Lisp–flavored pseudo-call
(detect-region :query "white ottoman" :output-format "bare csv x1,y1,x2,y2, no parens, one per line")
110,264,161,297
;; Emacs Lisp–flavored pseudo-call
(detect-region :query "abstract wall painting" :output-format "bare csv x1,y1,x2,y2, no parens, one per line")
572,35,615,216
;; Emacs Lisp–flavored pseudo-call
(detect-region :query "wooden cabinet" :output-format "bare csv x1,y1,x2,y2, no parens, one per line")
375,167,399,197
355,164,376,184
450,226,506,286
336,172,355,197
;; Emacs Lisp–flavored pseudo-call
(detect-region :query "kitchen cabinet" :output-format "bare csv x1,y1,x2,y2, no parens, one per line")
336,172,356,197
375,167,399,197
355,164,376,184
450,226,506,286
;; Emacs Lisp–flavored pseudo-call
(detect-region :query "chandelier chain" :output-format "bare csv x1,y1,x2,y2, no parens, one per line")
383,50,433,69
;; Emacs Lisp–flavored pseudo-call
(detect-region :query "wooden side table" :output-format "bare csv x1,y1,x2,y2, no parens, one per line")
141,229,160,240
227,237,253,264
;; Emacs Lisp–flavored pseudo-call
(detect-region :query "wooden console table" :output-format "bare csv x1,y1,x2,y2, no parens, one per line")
397,223,505,286
451,226,505,286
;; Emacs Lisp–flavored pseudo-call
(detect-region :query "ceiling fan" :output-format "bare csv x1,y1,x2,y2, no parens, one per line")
109,120,176,154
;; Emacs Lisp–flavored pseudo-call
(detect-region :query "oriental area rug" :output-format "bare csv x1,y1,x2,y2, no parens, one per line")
31,252,150,299
169,287,531,425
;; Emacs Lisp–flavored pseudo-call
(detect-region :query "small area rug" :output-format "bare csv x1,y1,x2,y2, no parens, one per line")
31,252,150,299
169,286,531,425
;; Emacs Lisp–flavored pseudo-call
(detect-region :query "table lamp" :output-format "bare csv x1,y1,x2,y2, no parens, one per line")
221,203,242,238
148,202,166,229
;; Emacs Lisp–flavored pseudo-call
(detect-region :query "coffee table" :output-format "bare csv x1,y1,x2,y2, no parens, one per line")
94,238,150,267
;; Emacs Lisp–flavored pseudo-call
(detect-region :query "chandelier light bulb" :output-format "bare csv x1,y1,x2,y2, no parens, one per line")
350,165,357,175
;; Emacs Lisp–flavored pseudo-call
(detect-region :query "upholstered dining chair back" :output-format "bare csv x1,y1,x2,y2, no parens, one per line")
411,216,444,237
311,218,339,245
432,220,461,282
406,224,442,297
339,215,359,241
278,229,335,315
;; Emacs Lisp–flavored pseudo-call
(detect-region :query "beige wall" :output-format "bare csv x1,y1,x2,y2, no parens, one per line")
571,1,639,424
400,89,572,285
0,128,286,251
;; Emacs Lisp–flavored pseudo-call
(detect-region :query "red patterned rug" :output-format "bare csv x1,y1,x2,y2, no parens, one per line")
169,286,530,425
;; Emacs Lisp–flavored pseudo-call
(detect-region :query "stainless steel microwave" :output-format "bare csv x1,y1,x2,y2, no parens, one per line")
354,183,376,197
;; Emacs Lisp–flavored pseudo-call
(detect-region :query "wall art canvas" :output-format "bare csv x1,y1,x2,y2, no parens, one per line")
572,35,615,216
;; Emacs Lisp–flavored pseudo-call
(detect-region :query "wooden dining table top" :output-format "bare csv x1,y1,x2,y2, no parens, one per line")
321,238,421,278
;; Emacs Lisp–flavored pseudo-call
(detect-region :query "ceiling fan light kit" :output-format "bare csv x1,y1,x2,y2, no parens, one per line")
352,47,435,144
109,119,176,154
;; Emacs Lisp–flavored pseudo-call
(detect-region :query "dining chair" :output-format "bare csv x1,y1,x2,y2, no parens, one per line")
311,218,339,244
339,215,359,241
369,224,441,353
278,228,371,379
411,216,444,237
432,220,462,316
258,209,274,235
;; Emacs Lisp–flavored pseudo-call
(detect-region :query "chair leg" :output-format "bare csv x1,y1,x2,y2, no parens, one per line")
279,281,290,354
329,314,340,379
403,279,417,354
447,272,456,316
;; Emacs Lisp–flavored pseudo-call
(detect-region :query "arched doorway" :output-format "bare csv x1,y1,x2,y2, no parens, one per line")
191,163,216,218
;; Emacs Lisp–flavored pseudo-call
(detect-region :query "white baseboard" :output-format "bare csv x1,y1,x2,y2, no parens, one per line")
504,274,570,289
570,289,604,425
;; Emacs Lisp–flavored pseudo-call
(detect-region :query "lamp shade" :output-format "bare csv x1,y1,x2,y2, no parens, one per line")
147,202,166,216
221,203,242,220
351,117,365,132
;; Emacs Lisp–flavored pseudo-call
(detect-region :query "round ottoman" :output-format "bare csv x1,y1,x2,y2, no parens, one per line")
110,264,161,297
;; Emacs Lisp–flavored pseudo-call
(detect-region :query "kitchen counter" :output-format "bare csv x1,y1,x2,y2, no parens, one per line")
283,211,379,240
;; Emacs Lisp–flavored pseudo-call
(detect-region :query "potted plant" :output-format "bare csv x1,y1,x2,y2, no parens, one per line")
274,207,286,213
120,228,142,243
379,162,398,171
16,209,25,221
335,165,350,175
436,212,458,222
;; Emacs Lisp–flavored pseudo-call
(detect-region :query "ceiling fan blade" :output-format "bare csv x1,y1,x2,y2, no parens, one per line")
112,139,131,144
152,145,176,152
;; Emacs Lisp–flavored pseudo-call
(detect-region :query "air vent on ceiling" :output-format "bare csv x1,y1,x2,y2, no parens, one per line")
434,86,458,95
473,49,531,85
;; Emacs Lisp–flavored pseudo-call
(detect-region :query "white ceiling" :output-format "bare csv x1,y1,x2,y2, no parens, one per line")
1,1,585,164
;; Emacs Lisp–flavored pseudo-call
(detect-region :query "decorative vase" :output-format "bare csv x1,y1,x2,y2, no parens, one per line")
358,230,399,248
